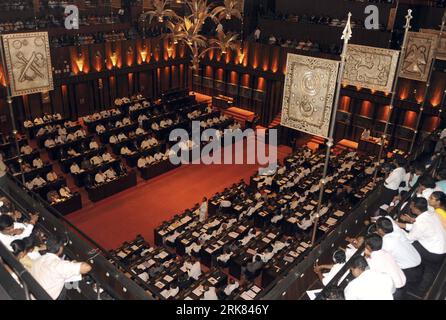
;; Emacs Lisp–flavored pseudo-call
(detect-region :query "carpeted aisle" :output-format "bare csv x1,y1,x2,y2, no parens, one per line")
66,140,291,250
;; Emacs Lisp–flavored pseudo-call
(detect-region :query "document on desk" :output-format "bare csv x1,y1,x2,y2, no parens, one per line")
234,205,243,211
138,272,149,282
163,275,174,283
155,281,165,289
228,232,239,238
192,285,204,297
116,251,127,259
131,245,139,251
245,290,257,299
160,289,170,299
208,277,217,285
192,231,200,238
262,237,271,244
247,248,257,256
334,210,345,217
306,289,323,300
240,292,253,300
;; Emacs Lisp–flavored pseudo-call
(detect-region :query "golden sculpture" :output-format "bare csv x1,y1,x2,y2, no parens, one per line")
343,44,399,93
281,53,339,138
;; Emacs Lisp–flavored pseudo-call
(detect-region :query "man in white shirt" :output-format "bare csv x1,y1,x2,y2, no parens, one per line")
135,127,146,136
46,171,58,182
140,139,151,150
376,217,422,286
217,247,233,266
70,162,83,174
89,140,99,150
382,159,406,206
344,255,395,300
102,153,113,162
398,197,446,294
314,249,348,286
161,283,179,299
109,135,118,144
96,124,106,134
187,258,202,280
202,286,218,300
137,157,147,169
44,138,56,148
20,145,33,155
31,236,91,300
90,155,103,166
223,279,239,297
0,214,38,251
364,234,406,298
104,168,117,180
95,171,106,184
199,197,207,222
120,146,133,156
151,122,160,131
117,133,127,142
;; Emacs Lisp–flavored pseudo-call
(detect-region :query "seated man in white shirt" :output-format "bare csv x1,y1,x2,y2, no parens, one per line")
120,146,134,156
186,258,202,280
122,117,131,126
397,197,446,294
0,214,38,251
31,236,91,300
314,249,348,286
95,171,106,185
57,127,67,136
140,139,151,150
223,278,239,297
89,140,99,150
376,217,422,287
138,114,148,126
256,247,274,263
117,133,128,142
137,157,147,169
151,122,160,131
59,186,72,198
344,255,395,300
109,135,118,144
135,127,146,136
24,120,33,128
102,152,113,162
165,118,173,126
70,162,83,174
216,247,233,267
115,120,123,128
32,158,44,169
201,286,218,300
66,133,75,141
381,158,406,206
74,129,86,139
146,155,155,165
32,176,47,188
55,135,66,145
104,168,117,181
46,171,58,182
90,155,103,166
20,144,33,155
364,234,406,298
44,138,56,148
154,152,163,162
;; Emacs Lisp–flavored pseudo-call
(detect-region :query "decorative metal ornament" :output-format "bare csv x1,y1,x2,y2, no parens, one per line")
1,32,53,97
281,53,340,138
400,31,438,82
343,44,400,93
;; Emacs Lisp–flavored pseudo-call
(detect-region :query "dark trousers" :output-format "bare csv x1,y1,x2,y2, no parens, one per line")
379,187,398,207
413,241,446,295
402,265,423,286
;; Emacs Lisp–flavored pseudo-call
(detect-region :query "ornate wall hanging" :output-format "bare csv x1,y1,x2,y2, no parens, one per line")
281,53,339,138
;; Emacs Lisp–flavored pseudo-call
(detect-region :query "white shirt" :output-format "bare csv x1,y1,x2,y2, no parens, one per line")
202,287,218,300
322,263,349,286
188,262,202,280
382,232,421,270
224,282,239,296
31,253,82,300
0,222,34,251
344,269,395,300
199,202,207,222
367,250,406,289
385,167,406,191
406,211,446,255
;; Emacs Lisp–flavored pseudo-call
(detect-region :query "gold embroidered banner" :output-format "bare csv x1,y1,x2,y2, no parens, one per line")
343,44,399,93
281,53,339,138
400,31,438,82
1,32,53,97
420,28,446,61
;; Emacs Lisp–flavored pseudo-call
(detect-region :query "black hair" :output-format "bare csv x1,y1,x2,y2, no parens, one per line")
45,236,65,254
321,287,345,300
333,249,346,264
412,197,428,213
255,255,262,262
431,191,446,208
376,217,394,234
394,157,406,168
350,255,369,271
0,215,14,231
420,176,436,189
10,239,26,257
365,234,383,251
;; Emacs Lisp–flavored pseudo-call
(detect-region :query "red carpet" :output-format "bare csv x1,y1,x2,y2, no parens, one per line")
67,140,291,250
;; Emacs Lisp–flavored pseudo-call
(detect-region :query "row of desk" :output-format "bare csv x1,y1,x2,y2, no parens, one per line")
86,170,137,202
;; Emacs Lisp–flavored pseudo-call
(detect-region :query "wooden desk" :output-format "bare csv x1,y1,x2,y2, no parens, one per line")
86,170,137,202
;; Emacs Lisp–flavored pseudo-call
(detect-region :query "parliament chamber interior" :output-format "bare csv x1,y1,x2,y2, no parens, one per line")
0,0,446,302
